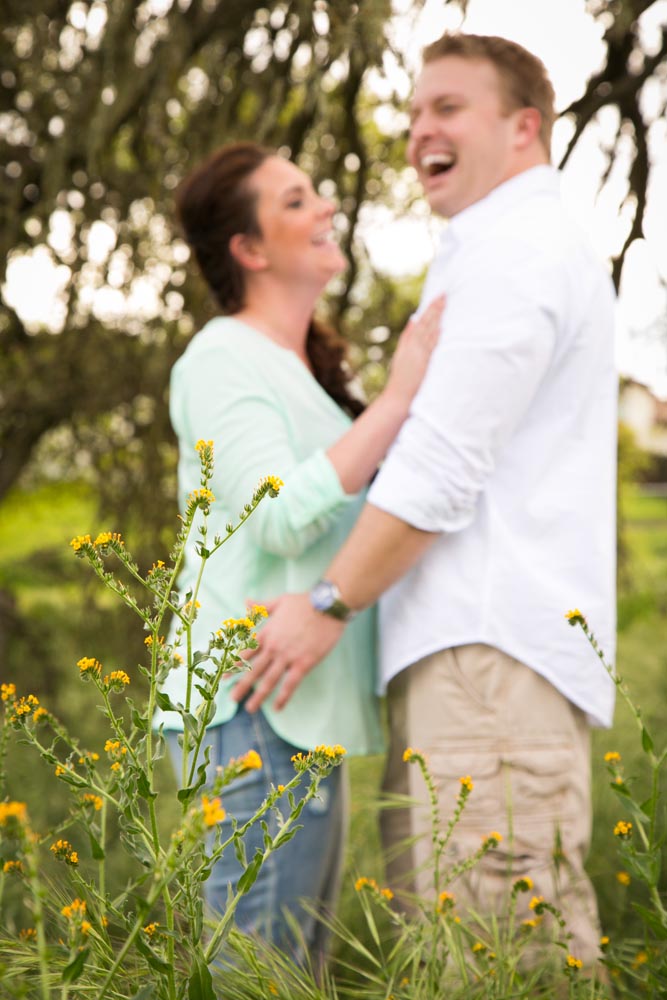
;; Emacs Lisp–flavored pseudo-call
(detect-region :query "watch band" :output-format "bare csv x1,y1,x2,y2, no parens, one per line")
309,578,356,622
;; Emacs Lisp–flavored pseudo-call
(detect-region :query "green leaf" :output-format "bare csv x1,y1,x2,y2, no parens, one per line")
237,850,263,894
88,830,106,860
623,849,661,887
188,955,216,1000
177,785,197,807
131,986,155,1000
137,769,157,801
642,726,654,754
62,947,89,984
155,691,177,712
135,934,172,973
272,828,300,851
632,903,667,940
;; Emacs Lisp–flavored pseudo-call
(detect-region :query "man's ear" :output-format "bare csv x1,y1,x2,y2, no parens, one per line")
514,106,542,149
229,232,267,272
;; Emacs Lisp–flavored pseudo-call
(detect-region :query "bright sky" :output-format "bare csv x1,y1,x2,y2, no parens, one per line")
364,0,667,396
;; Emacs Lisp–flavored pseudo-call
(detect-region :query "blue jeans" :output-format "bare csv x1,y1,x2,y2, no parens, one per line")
166,707,348,959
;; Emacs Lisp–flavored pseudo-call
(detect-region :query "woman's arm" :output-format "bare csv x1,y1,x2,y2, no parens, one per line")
326,295,444,494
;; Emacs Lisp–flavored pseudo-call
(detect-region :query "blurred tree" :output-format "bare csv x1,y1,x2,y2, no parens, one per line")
1,0,665,545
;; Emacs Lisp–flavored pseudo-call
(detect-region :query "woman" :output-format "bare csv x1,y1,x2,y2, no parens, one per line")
158,142,443,957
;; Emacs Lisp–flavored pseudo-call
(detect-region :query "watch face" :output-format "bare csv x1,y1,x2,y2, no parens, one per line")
310,580,335,612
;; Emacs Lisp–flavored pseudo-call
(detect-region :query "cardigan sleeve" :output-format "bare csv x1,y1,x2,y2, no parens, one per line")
171,336,356,559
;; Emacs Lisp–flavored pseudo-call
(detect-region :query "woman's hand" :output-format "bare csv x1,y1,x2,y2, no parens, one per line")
383,294,445,411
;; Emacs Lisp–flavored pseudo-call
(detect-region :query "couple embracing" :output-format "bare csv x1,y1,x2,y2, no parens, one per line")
159,31,617,969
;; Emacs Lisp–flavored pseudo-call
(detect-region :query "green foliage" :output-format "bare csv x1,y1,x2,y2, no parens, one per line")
0,446,346,998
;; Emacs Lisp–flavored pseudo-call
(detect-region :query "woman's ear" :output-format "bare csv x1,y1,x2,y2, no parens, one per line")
229,232,268,272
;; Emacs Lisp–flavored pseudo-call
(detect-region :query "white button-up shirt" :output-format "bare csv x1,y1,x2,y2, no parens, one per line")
368,166,617,728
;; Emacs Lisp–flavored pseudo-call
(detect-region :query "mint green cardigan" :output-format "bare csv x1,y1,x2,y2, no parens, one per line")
156,317,383,756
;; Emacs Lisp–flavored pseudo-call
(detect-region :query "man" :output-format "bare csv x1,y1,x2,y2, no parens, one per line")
232,33,617,963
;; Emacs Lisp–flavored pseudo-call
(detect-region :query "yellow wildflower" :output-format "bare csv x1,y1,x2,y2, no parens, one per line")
61,899,86,920
0,801,28,827
77,657,102,676
104,670,131,689
600,936,610,949
522,918,538,929
201,794,225,827
437,890,455,911
1,683,16,702
50,839,79,865
82,793,103,811
529,895,545,911
514,876,533,892
483,831,503,846
14,694,39,717
32,706,48,723
3,860,23,874
144,634,165,647
80,920,92,935
613,820,632,838
565,609,586,626
616,870,631,886
19,928,36,941
189,487,215,505
459,775,474,792
604,751,621,764
221,617,254,632
632,951,648,968
143,922,160,937
195,439,213,454
104,739,127,758
380,887,394,900
314,744,347,760
258,475,284,496
93,531,123,548
70,534,92,551
251,604,269,618
240,749,263,771
472,941,487,953
566,955,583,970
354,876,378,892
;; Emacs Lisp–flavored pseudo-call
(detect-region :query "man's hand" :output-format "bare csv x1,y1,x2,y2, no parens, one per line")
231,593,345,712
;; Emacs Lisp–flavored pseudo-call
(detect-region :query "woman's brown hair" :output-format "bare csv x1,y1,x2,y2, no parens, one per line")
175,142,364,417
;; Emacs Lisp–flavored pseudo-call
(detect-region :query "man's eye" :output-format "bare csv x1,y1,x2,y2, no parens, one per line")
287,199,303,208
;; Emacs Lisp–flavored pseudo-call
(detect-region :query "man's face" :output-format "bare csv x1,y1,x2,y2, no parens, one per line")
407,56,525,219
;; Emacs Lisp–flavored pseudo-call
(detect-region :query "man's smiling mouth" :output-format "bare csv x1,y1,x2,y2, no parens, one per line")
421,153,456,177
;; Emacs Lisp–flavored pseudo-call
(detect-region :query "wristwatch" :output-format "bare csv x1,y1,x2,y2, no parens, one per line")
309,579,356,622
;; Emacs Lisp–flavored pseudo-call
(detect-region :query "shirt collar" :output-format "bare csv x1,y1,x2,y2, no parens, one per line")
437,165,561,251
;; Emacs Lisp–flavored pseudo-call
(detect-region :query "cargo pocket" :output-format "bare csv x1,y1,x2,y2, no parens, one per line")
502,743,578,853
431,747,504,822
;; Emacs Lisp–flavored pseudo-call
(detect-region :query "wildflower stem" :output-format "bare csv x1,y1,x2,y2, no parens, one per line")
25,843,50,1000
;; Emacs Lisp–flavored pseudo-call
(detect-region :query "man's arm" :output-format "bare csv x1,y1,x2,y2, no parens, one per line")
230,506,436,711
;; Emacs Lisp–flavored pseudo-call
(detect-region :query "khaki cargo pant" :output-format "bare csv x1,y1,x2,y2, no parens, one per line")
381,644,601,965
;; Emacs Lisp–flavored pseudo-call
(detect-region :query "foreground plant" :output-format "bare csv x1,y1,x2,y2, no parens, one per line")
220,612,667,1000
0,442,344,1000
566,609,667,997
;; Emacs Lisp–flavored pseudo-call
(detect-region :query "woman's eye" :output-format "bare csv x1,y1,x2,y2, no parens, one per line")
287,199,303,209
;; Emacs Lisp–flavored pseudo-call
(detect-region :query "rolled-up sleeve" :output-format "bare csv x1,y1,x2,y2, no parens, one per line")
172,341,354,559
368,240,558,532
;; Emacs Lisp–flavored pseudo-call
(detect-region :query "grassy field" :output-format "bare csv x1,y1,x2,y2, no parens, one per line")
0,479,665,957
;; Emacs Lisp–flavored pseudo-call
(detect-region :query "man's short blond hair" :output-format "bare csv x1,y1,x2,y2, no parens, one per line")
422,33,556,154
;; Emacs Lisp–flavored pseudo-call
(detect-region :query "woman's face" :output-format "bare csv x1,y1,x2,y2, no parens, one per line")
247,156,346,288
